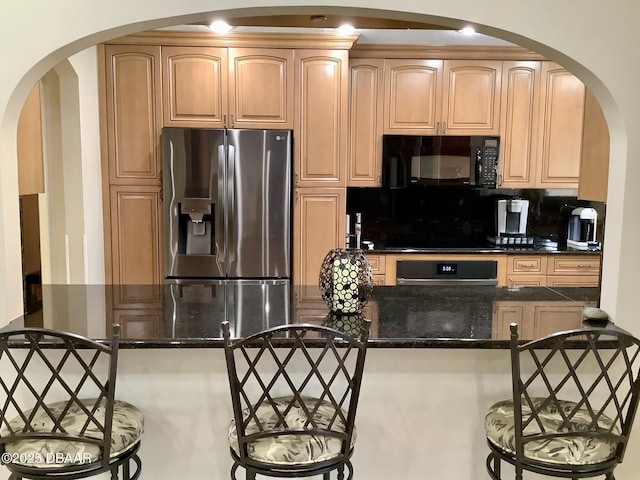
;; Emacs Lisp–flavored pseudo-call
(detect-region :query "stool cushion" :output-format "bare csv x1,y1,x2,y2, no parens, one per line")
228,395,355,466
485,397,619,466
2,398,144,469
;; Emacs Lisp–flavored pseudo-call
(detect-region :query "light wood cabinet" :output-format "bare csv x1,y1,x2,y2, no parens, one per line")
17,82,45,195
105,45,162,185
546,254,601,287
109,186,163,287
294,50,349,187
493,300,595,340
228,48,294,129
579,90,609,202
348,59,384,186
498,62,540,188
506,255,547,287
293,188,346,301
163,47,293,129
162,46,227,127
384,59,441,134
440,60,502,135
505,254,601,287
534,62,585,188
365,253,386,286
384,59,501,135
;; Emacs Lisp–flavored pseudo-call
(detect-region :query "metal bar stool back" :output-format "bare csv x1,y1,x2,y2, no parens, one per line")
485,323,640,480
222,319,371,480
0,326,143,480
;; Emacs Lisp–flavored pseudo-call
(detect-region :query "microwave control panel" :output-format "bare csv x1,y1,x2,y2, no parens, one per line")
475,137,499,188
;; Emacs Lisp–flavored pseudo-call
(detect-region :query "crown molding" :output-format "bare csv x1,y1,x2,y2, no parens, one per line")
349,44,546,61
105,30,359,50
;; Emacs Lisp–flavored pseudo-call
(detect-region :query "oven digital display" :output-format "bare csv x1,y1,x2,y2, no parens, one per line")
436,263,458,275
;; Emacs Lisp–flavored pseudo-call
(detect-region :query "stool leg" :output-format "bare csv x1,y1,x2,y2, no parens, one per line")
111,465,119,480
246,467,257,480
323,472,331,480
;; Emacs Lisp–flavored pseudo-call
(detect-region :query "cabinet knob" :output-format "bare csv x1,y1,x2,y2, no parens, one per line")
442,122,447,133
436,122,441,134
223,114,227,127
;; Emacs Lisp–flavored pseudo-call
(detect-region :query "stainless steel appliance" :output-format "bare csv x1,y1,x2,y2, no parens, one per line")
395,259,498,286
162,128,292,279
567,207,600,250
489,199,534,246
382,135,499,188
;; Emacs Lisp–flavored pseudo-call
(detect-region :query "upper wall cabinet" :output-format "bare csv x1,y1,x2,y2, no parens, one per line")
578,90,609,202
162,46,227,128
228,48,294,129
383,59,502,135
162,47,294,129
105,45,162,185
348,58,384,187
17,82,45,195
440,60,502,135
294,50,349,187
534,62,585,188
498,61,541,188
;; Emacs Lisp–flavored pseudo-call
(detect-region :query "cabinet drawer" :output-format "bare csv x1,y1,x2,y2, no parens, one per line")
546,275,600,287
366,254,386,274
372,274,386,286
507,275,547,288
547,256,600,275
508,256,547,275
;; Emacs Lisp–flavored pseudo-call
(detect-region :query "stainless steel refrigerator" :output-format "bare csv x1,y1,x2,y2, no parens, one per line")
162,127,292,280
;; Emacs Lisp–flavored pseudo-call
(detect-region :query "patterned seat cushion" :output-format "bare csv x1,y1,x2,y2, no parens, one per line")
2,398,144,469
228,395,355,466
485,397,619,465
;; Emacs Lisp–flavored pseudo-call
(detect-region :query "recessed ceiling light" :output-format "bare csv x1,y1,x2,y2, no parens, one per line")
209,20,233,33
458,27,476,35
336,24,356,35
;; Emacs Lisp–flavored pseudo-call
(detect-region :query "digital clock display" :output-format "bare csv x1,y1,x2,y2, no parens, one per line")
437,263,458,275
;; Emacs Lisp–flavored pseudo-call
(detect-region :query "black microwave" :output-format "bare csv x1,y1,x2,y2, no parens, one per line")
382,135,499,188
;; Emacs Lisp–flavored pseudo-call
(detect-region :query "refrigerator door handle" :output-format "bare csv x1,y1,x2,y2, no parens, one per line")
216,143,226,274
227,144,236,268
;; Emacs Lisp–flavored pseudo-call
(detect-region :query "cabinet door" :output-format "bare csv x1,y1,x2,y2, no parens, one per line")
383,59,442,134
348,59,384,186
105,45,162,185
579,90,609,202
228,48,293,129
17,82,45,195
533,302,587,338
293,188,346,302
110,186,162,286
162,46,227,128
294,50,348,187
535,63,585,188
499,62,540,188
114,310,164,339
441,60,502,135
492,302,532,340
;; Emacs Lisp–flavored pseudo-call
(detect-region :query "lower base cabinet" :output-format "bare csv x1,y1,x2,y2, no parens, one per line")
492,300,596,340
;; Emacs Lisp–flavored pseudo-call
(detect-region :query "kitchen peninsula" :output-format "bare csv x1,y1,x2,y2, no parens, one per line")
3,283,600,348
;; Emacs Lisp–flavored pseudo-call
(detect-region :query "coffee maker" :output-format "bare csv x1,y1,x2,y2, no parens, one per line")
490,199,534,246
567,207,600,250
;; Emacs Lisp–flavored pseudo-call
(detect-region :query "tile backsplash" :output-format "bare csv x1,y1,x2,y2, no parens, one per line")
346,186,606,249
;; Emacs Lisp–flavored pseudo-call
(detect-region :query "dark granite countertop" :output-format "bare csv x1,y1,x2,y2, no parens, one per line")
1,283,601,349
366,247,602,255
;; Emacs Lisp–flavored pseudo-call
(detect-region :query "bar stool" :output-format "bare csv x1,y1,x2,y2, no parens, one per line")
484,323,640,480
222,319,370,480
0,325,143,480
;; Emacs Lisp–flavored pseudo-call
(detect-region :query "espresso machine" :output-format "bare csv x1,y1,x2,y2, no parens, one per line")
567,207,600,250
489,199,534,246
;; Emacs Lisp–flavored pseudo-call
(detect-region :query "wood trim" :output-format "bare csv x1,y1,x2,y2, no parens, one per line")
98,44,113,285
106,31,359,49
350,45,545,60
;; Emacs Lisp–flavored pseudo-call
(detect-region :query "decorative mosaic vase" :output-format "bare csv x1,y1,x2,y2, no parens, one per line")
323,312,367,337
318,248,373,314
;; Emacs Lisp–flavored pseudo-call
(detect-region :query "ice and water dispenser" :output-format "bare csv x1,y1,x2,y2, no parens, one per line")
163,128,222,278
